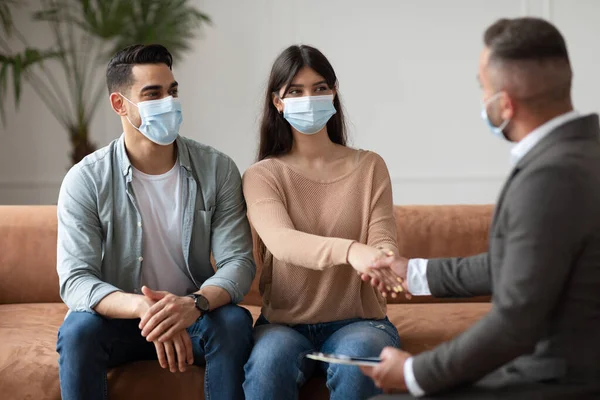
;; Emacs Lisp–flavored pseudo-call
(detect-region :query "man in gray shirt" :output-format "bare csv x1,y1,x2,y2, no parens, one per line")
362,17,600,399
56,44,256,400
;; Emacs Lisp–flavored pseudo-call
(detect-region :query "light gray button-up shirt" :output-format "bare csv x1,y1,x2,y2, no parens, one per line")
57,135,256,313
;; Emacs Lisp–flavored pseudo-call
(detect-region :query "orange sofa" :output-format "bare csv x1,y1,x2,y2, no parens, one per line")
0,205,493,399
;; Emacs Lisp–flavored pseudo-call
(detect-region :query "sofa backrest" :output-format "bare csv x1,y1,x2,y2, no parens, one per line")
0,204,494,305
389,205,493,304
0,206,61,304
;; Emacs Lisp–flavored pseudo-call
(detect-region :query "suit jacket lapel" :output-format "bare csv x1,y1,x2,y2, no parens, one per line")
516,114,599,170
490,115,599,233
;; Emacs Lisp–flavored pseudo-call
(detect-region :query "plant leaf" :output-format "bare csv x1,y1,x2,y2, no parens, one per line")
102,0,211,59
0,0,21,36
2,0,211,127
12,52,21,104
0,58,8,97
0,57,8,122
0,47,61,112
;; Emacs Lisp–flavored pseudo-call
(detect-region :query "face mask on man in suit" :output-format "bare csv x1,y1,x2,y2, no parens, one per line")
481,92,512,140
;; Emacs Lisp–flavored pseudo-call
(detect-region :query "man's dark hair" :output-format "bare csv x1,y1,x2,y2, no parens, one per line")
106,44,173,94
483,18,572,106
484,17,569,63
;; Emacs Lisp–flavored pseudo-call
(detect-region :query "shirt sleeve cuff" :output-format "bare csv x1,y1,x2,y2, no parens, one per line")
201,276,242,304
87,283,122,314
407,258,431,296
404,356,426,397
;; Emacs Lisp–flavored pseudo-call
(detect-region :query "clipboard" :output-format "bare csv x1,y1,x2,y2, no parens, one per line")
305,352,381,366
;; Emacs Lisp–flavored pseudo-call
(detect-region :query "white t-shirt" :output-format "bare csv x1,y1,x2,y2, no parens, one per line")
131,160,197,296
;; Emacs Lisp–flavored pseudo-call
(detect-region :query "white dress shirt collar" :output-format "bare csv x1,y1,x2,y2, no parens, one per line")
510,110,580,166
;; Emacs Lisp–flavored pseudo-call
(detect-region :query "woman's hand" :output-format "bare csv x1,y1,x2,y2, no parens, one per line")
347,243,403,293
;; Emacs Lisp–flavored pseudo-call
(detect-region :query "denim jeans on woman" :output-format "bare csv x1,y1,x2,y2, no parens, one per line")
243,315,401,400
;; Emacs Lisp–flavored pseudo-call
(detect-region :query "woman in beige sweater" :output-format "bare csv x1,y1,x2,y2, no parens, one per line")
242,45,401,400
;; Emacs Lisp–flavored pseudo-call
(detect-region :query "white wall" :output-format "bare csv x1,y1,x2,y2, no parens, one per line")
1,0,599,205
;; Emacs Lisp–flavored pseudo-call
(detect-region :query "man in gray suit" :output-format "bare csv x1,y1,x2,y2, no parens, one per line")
361,17,600,399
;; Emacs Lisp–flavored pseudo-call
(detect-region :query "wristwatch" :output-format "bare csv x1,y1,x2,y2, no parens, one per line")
187,293,210,318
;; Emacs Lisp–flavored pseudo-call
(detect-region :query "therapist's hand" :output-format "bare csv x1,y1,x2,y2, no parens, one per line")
360,347,411,393
361,253,411,300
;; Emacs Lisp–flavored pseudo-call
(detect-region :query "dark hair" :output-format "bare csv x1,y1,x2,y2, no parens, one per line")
258,45,347,161
106,44,173,94
484,17,569,63
484,18,572,106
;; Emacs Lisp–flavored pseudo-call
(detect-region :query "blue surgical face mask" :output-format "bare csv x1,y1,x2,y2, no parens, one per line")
121,94,182,145
282,94,336,135
481,92,510,140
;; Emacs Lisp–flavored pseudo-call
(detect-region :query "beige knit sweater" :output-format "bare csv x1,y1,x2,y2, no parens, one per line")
242,150,398,324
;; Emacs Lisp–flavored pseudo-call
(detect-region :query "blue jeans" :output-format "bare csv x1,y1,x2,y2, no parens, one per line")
243,315,401,400
57,304,253,400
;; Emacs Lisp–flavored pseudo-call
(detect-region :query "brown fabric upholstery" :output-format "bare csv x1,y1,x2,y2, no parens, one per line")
0,206,61,304
395,205,493,259
387,303,491,354
0,304,65,399
0,205,494,399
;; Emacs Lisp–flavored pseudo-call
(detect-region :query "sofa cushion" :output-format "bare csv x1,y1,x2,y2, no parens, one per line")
387,302,491,354
0,303,65,400
0,302,490,400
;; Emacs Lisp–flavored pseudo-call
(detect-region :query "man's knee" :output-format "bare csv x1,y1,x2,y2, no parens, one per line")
199,304,253,352
57,312,109,355
203,304,253,334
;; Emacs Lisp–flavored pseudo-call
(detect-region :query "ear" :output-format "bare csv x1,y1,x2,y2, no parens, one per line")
272,92,284,114
110,93,128,116
500,92,514,120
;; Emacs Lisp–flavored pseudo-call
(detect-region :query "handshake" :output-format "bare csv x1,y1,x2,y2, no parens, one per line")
347,243,411,300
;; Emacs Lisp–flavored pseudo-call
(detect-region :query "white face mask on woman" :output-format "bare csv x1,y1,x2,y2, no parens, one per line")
282,94,336,135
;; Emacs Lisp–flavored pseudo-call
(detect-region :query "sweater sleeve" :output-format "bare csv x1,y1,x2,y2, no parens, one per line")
366,154,399,255
242,165,355,270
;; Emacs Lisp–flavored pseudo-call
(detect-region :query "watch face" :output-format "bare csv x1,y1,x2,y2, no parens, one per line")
197,295,210,312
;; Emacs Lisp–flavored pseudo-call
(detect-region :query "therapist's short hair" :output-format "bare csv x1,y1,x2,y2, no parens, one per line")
106,44,173,94
484,17,569,63
483,18,572,105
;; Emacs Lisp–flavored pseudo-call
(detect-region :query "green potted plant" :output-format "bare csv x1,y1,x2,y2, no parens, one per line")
0,0,210,165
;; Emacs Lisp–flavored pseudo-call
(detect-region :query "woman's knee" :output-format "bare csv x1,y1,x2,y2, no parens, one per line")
245,324,314,383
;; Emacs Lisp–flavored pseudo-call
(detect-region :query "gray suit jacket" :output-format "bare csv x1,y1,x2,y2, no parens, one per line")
412,114,600,396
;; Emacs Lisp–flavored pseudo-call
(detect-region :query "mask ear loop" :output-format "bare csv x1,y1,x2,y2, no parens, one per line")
119,93,138,108
484,92,511,130
119,93,142,131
